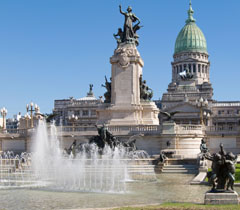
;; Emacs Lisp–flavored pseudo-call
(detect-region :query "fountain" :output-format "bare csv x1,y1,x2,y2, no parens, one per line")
0,120,154,192
31,121,132,192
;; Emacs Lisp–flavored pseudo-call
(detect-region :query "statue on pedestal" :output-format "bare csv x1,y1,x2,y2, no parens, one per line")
114,5,142,46
205,143,237,192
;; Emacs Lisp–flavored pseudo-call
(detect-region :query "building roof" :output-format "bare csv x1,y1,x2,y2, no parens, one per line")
174,1,207,55
78,95,98,101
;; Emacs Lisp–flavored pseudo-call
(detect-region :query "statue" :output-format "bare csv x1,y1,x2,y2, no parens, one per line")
139,75,153,101
89,84,93,92
200,138,209,154
101,76,111,103
159,150,167,163
179,69,193,80
205,144,237,192
89,125,137,152
64,139,77,157
159,110,180,122
87,84,94,96
113,28,124,46
114,5,142,46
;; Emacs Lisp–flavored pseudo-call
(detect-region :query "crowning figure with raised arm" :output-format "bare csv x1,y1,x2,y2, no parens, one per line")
116,5,141,45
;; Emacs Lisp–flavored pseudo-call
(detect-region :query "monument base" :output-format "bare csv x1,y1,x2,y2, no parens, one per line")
204,191,239,205
97,101,159,126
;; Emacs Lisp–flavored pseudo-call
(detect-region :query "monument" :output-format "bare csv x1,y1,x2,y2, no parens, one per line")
97,5,159,126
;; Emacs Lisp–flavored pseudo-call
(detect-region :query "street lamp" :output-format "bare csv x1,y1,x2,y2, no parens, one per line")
26,102,39,128
196,97,208,125
24,113,31,129
68,114,78,131
0,107,7,132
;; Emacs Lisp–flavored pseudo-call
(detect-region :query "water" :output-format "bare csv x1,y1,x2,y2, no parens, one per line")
30,121,130,192
1,121,149,192
0,174,214,210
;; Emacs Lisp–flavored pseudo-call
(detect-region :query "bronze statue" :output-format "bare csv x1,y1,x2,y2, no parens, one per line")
200,138,209,154
139,75,153,101
101,76,111,103
205,144,237,192
114,5,142,46
159,110,180,122
89,84,93,92
113,28,124,46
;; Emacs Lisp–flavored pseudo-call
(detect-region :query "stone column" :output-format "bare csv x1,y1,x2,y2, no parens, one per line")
110,43,143,106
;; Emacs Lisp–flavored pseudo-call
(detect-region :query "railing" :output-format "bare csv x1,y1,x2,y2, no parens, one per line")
58,125,162,135
206,126,240,135
177,124,203,131
175,124,204,135
0,129,28,137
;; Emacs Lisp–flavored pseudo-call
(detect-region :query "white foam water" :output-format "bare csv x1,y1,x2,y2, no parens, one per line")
31,121,129,192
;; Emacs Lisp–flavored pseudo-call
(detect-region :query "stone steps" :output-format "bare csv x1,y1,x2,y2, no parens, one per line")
162,164,198,174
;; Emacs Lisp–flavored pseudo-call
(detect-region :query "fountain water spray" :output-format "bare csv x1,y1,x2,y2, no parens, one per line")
31,121,129,192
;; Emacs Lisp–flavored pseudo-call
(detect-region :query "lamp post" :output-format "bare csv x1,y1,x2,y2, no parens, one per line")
24,113,31,129
26,102,39,128
197,97,208,125
68,114,78,131
0,107,7,132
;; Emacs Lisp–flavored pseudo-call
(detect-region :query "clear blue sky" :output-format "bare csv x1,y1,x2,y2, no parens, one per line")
0,0,240,117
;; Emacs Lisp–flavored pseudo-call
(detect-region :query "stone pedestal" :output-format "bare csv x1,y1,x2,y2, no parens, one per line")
97,43,159,126
204,191,239,205
162,122,176,134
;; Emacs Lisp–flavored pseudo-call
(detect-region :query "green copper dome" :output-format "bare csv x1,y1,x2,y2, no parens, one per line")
174,1,207,54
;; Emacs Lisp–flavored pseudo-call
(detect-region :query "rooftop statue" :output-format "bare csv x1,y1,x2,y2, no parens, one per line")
205,143,237,192
114,5,142,46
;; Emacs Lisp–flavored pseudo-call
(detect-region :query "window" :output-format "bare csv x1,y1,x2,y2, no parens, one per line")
82,110,89,116
74,111,80,115
188,64,192,72
205,65,208,73
202,65,204,73
198,64,201,72
193,64,196,73
91,110,96,116
180,65,182,72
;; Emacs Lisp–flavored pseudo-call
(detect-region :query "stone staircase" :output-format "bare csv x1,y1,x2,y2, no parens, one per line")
161,164,198,174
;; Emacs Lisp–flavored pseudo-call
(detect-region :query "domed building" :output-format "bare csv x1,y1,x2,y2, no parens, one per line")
160,0,213,125
158,1,240,155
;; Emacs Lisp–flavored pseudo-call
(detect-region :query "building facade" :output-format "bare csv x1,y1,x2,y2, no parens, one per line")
157,1,240,154
53,86,102,126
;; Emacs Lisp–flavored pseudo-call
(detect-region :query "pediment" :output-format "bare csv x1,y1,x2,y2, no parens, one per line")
166,102,200,114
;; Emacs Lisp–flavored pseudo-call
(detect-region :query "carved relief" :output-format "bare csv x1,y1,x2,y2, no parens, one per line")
115,47,138,68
